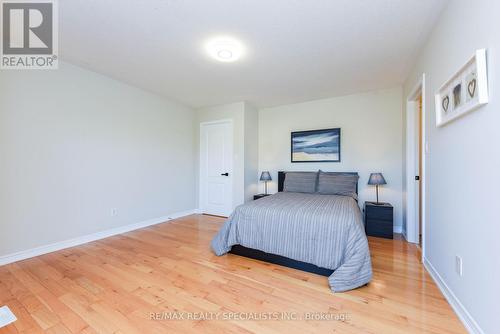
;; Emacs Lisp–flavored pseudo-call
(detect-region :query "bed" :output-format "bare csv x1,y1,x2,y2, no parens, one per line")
211,171,372,292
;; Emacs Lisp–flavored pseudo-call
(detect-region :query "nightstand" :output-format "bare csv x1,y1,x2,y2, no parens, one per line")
253,194,271,200
364,202,393,239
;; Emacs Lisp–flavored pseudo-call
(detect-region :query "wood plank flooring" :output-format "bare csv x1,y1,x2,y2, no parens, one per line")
0,214,465,333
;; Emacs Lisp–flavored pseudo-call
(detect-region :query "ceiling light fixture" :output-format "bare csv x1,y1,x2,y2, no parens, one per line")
217,49,233,59
206,36,244,62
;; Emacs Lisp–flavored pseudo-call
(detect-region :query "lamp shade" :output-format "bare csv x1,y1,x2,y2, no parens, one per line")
368,173,387,185
260,171,272,181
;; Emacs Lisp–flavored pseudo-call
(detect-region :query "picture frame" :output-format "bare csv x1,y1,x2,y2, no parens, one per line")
291,128,341,163
435,49,488,127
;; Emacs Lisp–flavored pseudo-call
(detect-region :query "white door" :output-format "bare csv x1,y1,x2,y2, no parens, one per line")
406,90,424,245
406,100,419,244
200,120,233,216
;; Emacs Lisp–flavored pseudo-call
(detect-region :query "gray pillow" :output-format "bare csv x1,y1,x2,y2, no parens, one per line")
283,172,318,193
317,171,359,198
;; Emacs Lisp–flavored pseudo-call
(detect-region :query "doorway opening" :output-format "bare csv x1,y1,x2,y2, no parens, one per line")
417,95,423,247
406,74,426,261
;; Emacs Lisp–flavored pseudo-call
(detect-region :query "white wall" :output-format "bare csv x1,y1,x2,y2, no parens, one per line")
403,1,499,332
259,87,404,229
244,103,259,202
0,62,197,257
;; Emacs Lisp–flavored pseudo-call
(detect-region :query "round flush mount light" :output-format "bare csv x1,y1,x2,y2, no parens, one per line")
205,37,245,62
217,49,233,59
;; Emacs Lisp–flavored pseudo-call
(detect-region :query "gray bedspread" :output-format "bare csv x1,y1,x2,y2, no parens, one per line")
211,192,372,292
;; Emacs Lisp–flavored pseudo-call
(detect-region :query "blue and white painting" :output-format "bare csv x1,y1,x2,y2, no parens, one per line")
291,128,341,162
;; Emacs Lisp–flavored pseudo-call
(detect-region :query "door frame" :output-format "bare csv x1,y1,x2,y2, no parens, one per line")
405,73,426,261
199,119,233,216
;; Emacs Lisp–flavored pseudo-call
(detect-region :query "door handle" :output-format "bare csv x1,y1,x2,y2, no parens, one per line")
415,176,420,181
221,172,229,176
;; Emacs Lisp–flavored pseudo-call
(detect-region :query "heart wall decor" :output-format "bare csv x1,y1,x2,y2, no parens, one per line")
467,78,476,98
435,49,488,127
442,95,450,113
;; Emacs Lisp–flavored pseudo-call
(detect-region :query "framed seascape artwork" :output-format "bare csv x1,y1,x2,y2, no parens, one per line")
291,128,341,163
435,49,489,127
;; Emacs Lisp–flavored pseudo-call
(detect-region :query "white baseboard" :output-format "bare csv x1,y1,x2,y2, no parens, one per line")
0,209,198,267
393,225,403,233
423,258,483,334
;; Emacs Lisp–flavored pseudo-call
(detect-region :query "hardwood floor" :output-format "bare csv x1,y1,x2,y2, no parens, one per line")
0,214,465,333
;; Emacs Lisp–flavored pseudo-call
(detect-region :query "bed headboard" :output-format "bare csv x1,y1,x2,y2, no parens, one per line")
278,171,359,194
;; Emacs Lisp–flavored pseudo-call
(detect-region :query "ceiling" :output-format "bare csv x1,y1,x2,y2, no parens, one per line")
60,0,448,108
